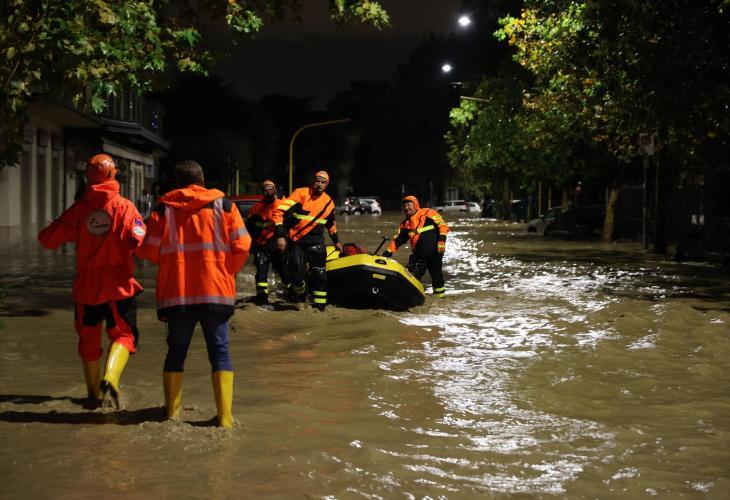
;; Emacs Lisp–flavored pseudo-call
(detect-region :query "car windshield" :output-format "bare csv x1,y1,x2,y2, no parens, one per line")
234,200,257,216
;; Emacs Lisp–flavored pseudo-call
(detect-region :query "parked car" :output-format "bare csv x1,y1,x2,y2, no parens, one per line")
230,194,263,217
356,197,382,215
510,199,529,222
434,200,480,213
674,217,730,266
464,201,481,213
543,206,605,238
527,207,563,235
338,197,356,215
482,198,497,218
338,196,382,215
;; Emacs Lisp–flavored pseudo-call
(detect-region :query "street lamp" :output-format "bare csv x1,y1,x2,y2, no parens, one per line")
457,15,472,28
441,63,453,74
288,118,351,194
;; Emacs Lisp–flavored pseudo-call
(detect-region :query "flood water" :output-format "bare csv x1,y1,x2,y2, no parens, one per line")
1,213,729,498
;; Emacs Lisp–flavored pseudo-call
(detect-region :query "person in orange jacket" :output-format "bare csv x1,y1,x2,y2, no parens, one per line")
382,195,449,297
274,171,343,310
37,153,145,408
136,160,250,428
245,180,290,304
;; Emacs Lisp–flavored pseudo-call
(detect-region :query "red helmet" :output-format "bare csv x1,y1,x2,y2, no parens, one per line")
86,154,117,184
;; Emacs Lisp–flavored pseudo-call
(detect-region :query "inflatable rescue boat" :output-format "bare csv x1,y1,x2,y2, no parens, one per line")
325,245,425,310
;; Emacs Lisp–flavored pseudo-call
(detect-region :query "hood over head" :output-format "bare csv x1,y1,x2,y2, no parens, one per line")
161,184,225,210
83,179,120,205
402,195,421,211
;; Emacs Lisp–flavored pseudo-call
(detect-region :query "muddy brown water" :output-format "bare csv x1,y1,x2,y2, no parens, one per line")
1,214,729,498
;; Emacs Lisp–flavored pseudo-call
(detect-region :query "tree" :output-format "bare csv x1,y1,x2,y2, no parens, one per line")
160,75,278,192
446,71,533,212
450,0,729,244
0,0,389,165
498,0,729,248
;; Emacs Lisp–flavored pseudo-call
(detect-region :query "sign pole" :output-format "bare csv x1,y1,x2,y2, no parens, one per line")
638,133,654,249
642,154,649,249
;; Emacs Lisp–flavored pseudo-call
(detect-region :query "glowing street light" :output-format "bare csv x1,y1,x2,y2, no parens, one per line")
441,63,453,74
457,15,472,28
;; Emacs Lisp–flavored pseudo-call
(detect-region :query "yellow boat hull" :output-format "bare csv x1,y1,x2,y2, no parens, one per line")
326,246,425,310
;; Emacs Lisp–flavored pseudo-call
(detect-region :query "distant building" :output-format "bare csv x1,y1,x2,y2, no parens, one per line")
0,92,168,253
328,81,395,204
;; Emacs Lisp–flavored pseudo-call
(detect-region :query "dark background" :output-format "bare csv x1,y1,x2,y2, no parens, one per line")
159,0,520,208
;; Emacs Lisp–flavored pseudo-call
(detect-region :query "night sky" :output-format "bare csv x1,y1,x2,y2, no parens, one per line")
215,0,462,108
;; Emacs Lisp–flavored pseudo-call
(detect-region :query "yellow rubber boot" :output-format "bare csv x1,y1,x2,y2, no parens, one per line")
163,371,184,419
82,360,102,400
101,342,130,409
211,371,234,429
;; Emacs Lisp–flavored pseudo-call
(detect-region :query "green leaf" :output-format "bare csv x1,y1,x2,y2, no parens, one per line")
90,95,106,113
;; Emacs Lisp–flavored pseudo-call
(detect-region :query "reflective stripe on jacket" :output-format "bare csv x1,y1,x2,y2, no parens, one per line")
387,207,449,255
37,180,145,305
136,185,251,318
273,187,338,244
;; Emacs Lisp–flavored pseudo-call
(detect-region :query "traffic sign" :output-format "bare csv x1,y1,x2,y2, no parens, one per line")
639,133,655,156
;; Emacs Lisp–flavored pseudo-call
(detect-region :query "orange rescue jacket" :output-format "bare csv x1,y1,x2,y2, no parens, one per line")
245,197,280,247
273,187,339,245
136,185,251,319
37,180,145,305
387,196,449,256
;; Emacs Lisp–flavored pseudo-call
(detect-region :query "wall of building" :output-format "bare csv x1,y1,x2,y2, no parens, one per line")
1,99,166,254
0,120,75,254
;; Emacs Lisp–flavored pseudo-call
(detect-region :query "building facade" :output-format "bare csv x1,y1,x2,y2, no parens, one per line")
0,94,167,253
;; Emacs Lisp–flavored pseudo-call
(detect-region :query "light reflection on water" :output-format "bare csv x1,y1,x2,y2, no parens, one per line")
368,215,729,495
1,214,729,497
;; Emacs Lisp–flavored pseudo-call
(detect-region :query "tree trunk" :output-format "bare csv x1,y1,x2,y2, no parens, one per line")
654,172,669,253
500,177,511,219
602,185,620,242
561,188,570,208
653,135,673,254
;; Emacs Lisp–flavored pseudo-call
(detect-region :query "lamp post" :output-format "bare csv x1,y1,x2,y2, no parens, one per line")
288,118,351,194
457,15,472,28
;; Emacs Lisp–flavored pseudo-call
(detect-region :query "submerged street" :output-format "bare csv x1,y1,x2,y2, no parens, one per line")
1,214,729,497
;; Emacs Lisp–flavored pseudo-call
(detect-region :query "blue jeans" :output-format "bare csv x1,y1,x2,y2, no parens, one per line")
164,312,232,372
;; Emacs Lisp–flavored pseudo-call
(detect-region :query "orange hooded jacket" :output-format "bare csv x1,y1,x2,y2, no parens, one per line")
386,195,449,255
273,187,339,245
37,180,145,305
136,185,250,319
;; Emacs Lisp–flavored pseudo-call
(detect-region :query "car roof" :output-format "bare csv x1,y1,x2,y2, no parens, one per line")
230,194,263,202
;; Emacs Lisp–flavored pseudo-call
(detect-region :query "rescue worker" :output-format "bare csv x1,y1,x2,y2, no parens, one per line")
245,180,290,304
274,171,343,310
136,160,250,428
382,195,449,297
37,153,145,408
